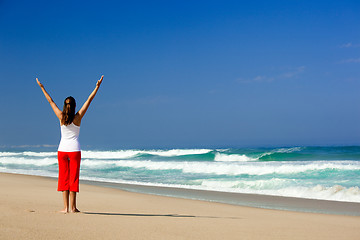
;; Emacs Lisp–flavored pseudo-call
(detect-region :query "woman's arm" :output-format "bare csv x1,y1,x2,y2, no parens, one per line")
77,75,104,120
36,78,62,120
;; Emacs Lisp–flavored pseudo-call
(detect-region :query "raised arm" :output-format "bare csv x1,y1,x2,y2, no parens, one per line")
77,75,104,120
36,78,62,120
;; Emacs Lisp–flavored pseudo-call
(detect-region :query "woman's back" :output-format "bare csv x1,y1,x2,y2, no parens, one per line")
58,122,81,152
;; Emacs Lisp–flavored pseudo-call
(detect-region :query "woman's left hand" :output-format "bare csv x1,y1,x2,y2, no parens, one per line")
97,75,104,88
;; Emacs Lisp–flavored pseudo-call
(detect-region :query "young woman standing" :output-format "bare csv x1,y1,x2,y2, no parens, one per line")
36,75,103,213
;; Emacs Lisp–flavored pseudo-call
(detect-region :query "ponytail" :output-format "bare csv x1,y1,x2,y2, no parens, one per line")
61,96,76,125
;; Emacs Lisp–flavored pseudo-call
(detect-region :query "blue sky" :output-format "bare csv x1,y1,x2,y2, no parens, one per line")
1,0,359,148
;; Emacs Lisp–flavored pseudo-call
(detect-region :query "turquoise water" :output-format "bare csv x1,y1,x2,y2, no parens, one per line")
1,146,360,202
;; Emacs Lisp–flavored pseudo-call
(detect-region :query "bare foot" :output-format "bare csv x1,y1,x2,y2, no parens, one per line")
58,208,68,214
71,208,80,213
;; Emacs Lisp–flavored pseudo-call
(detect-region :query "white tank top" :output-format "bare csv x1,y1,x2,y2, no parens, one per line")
58,123,81,152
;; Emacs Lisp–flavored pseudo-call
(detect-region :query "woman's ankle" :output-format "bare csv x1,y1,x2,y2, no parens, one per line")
71,207,80,213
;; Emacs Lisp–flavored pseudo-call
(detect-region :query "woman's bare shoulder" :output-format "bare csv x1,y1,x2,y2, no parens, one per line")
73,113,81,126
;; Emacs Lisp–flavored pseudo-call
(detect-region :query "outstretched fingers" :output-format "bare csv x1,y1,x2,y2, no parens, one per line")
36,78,43,88
97,75,104,87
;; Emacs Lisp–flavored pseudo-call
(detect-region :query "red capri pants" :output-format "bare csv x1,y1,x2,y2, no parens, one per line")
57,151,81,192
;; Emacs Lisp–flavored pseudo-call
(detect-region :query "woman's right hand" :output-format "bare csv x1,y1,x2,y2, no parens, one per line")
96,75,104,88
36,78,44,88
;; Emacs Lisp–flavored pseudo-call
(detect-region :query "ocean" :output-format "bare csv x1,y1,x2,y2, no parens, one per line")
1,146,360,204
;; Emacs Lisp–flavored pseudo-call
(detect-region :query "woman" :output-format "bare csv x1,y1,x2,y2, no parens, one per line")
36,75,103,213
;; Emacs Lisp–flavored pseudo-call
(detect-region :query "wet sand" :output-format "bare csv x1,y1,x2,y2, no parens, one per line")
82,179,360,216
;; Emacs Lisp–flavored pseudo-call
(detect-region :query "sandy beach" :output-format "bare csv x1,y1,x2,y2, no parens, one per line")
1,173,359,240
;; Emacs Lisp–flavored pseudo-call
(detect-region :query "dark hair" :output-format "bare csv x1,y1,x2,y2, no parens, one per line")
61,96,76,125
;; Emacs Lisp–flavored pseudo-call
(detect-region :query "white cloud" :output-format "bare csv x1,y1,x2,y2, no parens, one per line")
340,42,360,48
254,76,273,82
251,75,274,82
238,66,305,83
237,75,274,83
341,43,353,48
279,66,305,79
340,58,360,63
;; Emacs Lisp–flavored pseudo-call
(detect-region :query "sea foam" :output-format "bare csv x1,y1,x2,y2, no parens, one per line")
81,149,212,159
214,153,255,162
0,157,57,166
80,159,360,176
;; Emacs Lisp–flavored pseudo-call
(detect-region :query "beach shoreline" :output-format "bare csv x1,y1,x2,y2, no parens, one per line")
4,170,359,216
79,178,360,216
1,172,359,240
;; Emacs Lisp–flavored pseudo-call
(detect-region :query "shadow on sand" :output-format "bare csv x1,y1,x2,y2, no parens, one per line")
83,212,241,219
